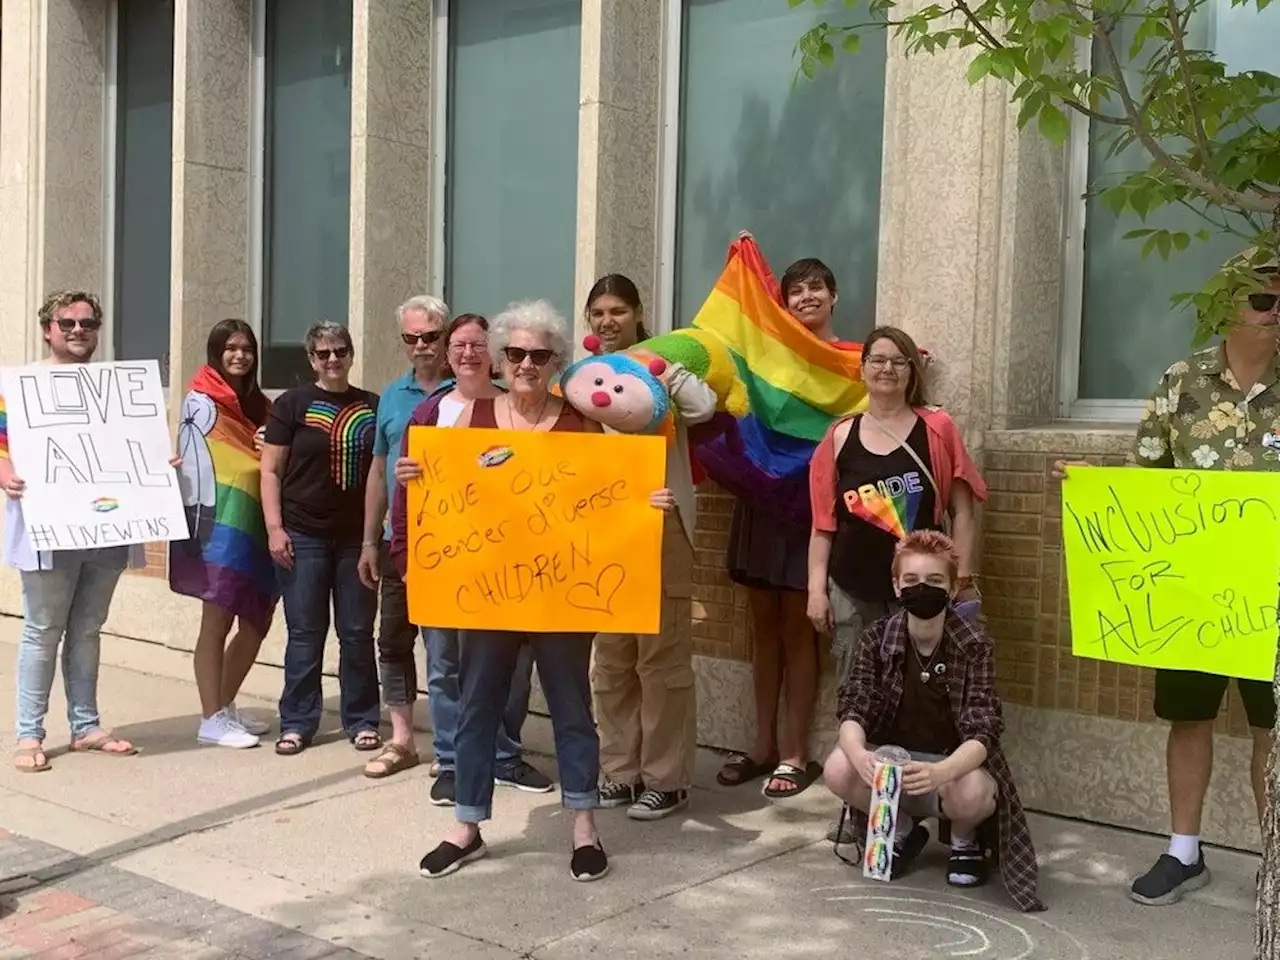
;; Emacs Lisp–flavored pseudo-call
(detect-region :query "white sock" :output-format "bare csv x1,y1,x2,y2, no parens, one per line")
893,813,917,844
1168,834,1200,866
951,834,978,851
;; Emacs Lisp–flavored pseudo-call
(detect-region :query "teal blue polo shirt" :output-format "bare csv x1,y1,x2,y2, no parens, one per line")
373,371,436,540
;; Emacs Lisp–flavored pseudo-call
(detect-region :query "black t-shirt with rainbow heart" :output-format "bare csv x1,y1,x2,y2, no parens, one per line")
265,383,379,543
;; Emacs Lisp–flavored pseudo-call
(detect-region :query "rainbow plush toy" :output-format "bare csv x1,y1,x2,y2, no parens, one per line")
626,329,749,420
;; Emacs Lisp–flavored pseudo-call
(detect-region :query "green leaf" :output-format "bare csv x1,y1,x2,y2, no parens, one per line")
842,33,862,53
1157,231,1173,259
1037,103,1070,145
789,0,807,6
1123,228,1155,239
967,51,992,84
1195,229,1212,242
1172,231,1191,251
819,41,835,68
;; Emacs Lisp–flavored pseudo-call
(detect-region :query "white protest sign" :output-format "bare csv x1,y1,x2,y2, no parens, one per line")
1,360,188,550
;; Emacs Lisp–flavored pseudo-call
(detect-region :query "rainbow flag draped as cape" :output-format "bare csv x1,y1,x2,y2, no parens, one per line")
169,366,278,632
690,237,869,520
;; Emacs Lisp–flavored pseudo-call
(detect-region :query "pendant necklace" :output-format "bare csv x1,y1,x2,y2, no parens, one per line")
504,393,551,431
910,641,943,684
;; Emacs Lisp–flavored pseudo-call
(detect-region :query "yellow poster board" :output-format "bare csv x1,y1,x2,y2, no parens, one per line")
1062,466,1280,681
404,427,666,633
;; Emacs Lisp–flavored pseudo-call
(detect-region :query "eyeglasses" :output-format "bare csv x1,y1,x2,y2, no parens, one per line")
401,331,443,346
448,341,488,355
54,317,102,334
502,346,554,366
865,355,910,370
312,346,350,361
1248,293,1279,312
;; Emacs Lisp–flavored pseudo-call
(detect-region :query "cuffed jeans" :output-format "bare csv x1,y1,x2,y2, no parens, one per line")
424,626,531,775
454,630,597,823
16,551,126,742
375,541,419,706
277,531,379,740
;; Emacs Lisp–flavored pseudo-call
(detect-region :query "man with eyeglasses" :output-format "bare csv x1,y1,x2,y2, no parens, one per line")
1,291,155,771
356,295,452,779
1057,253,1280,906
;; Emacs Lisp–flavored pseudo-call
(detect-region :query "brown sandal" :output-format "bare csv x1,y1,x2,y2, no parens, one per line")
70,731,137,756
13,745,50,773
716,753,779,787
363,742,420,779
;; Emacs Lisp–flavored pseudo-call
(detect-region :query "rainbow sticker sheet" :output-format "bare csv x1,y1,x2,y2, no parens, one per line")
863,760,904,882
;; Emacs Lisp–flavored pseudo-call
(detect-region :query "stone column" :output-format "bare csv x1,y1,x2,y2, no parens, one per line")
0,0,108,368
169,0,252,407
572,0,665,346
874,23,1065,434
348,0,435,390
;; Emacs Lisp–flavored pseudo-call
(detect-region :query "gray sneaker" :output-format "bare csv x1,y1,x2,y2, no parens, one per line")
1130,853,1210,905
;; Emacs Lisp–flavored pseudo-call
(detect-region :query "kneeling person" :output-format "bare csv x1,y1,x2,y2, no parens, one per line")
823,530,1044,912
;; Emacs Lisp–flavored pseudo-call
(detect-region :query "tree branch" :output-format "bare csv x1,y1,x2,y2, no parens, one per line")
1166,0,1214,172
1093,20,1278,214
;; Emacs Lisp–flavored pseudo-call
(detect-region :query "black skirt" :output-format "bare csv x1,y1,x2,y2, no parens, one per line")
726,498,809,592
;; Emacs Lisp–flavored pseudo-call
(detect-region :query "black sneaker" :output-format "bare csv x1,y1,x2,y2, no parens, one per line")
599,780,640,808
890,823,930,880
430,770,456,807
570,842,609,882
419,833,487,878
627,788,689,821
1130,853,1211,905
495,760,554,793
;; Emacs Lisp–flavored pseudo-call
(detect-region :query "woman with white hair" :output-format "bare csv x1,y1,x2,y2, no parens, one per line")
416,300,676,882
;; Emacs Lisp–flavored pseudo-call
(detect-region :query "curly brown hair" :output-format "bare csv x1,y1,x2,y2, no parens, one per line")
38,290,103,328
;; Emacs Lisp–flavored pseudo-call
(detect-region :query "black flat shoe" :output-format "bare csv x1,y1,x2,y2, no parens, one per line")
570,842,609,882
419,833,486,878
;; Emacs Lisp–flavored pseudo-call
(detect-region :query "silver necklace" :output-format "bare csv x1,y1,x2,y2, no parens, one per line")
909,641,945,684
503,393,550,431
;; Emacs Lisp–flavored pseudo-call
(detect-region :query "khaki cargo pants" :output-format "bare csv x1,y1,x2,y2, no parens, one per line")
591,517,696,792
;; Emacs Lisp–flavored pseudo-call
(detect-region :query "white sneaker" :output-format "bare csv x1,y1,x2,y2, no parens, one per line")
227,702,270,736
198,710,260,749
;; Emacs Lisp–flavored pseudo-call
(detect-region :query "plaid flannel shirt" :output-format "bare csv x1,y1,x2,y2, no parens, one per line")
837,610,1044,912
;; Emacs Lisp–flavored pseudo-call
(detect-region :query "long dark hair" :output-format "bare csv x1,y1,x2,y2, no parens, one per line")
585,274,650,342
864,325,927,407
206,318,268,425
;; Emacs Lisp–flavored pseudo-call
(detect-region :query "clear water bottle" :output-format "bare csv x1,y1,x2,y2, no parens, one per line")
874,744,910,765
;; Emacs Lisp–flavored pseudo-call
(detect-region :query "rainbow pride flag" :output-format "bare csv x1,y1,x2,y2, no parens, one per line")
169,366,278,632
691,237,869,520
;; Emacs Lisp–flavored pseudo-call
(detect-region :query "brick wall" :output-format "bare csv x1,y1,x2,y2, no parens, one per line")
133,543,167,579
691,487,751,662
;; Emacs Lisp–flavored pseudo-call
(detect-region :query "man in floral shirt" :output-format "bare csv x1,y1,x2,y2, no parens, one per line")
1122,259,1280,906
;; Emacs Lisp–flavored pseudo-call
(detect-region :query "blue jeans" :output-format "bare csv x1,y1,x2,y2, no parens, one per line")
424,627,531,775
454,630,598,823
277,531,379,740
16,551,126,741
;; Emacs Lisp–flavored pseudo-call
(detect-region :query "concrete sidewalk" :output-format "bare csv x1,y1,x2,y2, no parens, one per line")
0,617,1261,959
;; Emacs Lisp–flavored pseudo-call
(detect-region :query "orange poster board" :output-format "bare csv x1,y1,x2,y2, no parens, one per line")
405,427,666,633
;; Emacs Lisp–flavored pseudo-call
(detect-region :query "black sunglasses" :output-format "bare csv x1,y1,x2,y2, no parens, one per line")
312,346,350,361
402,331,443,346
1248,293,1279,312
54,317,102,333
503,346,554,366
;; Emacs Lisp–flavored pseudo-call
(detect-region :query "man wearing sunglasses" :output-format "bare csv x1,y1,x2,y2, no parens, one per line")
1057,253,1280,907
356,295,451,779
2,291,150,771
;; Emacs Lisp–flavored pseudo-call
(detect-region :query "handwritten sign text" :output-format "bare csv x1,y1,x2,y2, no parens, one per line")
1062,466,1280,681
1,360,187,549
405,427,665,633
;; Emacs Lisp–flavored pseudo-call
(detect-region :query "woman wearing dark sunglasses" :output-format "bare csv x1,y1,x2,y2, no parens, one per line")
260,321,382,760
415,299,675,883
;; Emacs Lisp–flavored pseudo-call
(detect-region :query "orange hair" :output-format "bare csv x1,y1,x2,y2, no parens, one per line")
891,530,960,582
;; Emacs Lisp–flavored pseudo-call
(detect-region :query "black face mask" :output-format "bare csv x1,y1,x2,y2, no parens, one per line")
899,583,950,620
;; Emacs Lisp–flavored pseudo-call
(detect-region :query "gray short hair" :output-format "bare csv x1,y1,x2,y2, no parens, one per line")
303,320,353,354
397,294,448,326
489,300,571,370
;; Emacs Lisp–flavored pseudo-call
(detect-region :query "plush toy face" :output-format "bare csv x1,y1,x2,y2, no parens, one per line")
561,354,670,433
